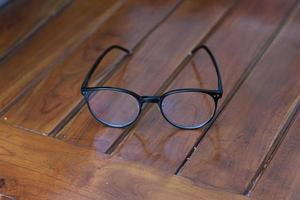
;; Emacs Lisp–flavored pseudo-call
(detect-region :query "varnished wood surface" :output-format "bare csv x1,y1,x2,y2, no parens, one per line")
251,111,300,200
112,0,296,173
58,0,236,152
181,1,300,193
0,0,71,60
2,0,182,135
0,122,248,200
0,0,120,114
0,0,300,199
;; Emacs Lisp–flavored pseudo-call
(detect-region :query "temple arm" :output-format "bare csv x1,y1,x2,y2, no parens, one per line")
191,45,223,95
81,45,131,91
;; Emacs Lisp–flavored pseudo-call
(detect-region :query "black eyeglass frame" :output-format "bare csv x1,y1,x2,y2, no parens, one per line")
81,44,223,130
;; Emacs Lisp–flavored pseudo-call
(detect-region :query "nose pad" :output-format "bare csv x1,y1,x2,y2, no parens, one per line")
141,103,147,109
149,104,173,127
154,103,161,111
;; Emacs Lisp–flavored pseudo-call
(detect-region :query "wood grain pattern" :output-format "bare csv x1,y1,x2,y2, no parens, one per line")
181,2,300,193
0,163,249,200
1,0,182,135
112,0,297,173
0,162,97,200
0,0,120,114
0,122,248,200
0,0,71,60
0,0,299,199
57,0,236,153
251,111,300,200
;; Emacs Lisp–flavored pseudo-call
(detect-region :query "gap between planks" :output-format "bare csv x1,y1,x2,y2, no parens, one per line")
0,0,72,63
174,0,300,176
0,121,249,200
0,0,124,123
244,96,300,195
105,0,240,155
49,0,185,137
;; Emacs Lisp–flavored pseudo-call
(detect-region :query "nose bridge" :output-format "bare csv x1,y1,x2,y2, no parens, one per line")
141,96,160,103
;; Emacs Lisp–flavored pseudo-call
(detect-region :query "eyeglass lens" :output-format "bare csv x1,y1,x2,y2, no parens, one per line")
88,90,140,127
88,89,215,128
161,92,215,128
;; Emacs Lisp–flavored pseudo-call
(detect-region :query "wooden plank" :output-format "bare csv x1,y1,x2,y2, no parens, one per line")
0,123,108,183
1,0,182,135
180,2,300,193
251,111,300,200
0,162,96,200
57,0,236,153
0,163,250,200
0,0,120,113
0,0,71,60
112,0,297,173
0,122,248,200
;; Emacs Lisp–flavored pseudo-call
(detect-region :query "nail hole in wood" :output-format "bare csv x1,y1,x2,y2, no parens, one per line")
0,178,5,188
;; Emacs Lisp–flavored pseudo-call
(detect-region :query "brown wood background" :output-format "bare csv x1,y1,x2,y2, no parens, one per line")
0,0,299,199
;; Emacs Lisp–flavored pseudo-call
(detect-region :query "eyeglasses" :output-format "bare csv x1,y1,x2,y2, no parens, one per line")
81,44,223,130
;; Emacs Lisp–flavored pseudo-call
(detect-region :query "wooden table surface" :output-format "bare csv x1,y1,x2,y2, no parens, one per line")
0,0,299,199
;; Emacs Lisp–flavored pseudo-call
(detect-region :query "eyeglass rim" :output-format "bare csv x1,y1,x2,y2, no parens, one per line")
85,87,142,128
159,89,218,129
80,44,223,130
82,86,220,129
